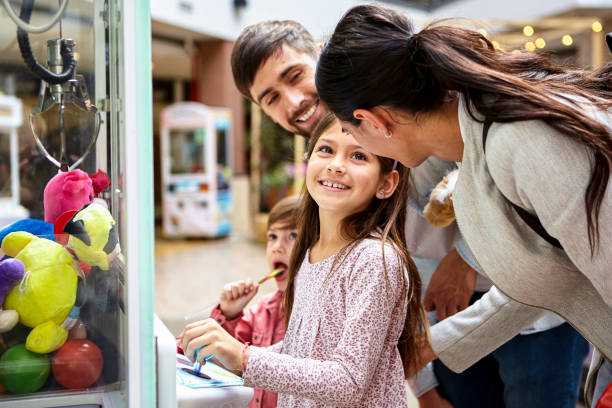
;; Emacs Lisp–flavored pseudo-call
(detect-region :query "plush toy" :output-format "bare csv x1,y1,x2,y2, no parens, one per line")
43,168,110,224
0,219,54,248
63,203,119,271
44,169,94,224
423,169,459,227
0,259,25,333
2,231,78,354
0,344,50,394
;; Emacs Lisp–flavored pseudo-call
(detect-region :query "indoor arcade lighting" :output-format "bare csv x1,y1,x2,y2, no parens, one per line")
523,25,534,37
525,41,536,52
562,34,573,46
592,21,603,33
535,37,546,48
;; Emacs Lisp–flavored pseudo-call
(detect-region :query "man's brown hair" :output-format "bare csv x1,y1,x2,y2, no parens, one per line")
267,194,300,231
231,20,317,101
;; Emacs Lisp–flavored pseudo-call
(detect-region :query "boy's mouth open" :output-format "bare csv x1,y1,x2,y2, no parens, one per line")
274,262,288,280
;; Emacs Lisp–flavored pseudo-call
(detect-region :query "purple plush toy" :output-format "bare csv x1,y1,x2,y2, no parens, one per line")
0,258,25,333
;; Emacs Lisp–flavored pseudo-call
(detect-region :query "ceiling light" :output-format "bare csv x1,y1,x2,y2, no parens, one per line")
562,35,573,46
592,21,603,33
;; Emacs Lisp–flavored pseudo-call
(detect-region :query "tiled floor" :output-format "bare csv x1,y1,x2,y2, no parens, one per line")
154,231,419,407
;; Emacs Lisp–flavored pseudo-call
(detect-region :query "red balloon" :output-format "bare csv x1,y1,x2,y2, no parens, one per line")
52,339,103,389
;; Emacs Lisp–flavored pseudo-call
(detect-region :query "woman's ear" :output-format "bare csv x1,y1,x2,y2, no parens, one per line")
376,169,400,199
353,108,392,138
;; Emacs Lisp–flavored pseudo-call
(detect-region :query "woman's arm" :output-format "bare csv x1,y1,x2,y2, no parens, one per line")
429,285,546,373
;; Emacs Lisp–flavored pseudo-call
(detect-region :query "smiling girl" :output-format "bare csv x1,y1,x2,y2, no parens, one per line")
180,112,425,407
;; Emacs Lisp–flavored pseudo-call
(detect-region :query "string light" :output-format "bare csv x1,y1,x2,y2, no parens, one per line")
523,25,534,36
592,21,603,32
562,34,573,46
535,37,546,48
525,41,536,52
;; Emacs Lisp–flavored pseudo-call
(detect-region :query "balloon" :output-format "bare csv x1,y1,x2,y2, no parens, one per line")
52,339,103,389
0,344,50,393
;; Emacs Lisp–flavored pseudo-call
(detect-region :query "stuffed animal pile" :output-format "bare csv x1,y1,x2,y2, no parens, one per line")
0,169,117,393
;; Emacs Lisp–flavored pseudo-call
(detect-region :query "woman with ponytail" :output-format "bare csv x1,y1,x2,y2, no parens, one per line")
316,4,612,407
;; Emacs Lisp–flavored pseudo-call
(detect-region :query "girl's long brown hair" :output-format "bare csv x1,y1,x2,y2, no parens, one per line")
282,113,426,377
316,4,612,254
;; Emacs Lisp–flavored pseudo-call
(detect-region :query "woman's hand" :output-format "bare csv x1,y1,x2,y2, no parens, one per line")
179,318,246,373
219,279,259,319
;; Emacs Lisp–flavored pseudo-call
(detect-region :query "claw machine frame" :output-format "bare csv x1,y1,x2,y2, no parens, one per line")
160,102,233,238
0,0,155,407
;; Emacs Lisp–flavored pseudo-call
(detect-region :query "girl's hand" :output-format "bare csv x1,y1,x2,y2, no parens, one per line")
219,279,259,319
180,318,246,372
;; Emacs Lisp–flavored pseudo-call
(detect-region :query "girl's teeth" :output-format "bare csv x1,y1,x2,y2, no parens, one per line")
322,181,347,189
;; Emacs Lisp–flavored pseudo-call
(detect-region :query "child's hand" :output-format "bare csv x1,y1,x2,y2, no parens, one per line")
219,279,259,319
180,318,246,373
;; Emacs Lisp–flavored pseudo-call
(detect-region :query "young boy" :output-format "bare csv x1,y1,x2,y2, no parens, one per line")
209,195,299,408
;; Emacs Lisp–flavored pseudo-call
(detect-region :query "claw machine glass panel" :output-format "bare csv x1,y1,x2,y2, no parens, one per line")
0,0,155,407
161,102,233,238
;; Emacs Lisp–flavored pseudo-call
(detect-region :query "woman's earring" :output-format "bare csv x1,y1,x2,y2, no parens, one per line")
379,190,385,198
384,131,392,139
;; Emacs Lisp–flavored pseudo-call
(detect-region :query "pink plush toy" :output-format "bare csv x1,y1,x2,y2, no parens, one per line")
43,169,113,225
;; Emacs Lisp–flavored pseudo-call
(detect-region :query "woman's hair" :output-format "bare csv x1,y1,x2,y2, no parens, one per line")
282,112,425,377
316,4,612,253
267,194,300,230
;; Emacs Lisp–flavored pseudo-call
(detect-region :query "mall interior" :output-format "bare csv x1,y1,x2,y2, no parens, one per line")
0,0,609,407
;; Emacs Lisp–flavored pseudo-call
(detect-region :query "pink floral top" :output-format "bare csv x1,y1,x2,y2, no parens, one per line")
244,238,410,407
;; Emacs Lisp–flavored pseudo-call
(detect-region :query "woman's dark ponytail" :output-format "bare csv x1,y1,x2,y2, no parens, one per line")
317,4,612,253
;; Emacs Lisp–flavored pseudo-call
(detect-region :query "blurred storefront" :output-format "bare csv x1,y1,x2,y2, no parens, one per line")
150,0,612,239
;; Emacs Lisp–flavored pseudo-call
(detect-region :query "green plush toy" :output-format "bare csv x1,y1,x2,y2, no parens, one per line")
2,231,78,354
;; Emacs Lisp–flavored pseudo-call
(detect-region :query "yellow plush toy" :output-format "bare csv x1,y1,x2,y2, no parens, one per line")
63,203,120,270
423,168,459,227
2,231,78,354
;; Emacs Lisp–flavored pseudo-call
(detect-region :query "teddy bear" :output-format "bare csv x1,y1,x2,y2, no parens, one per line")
423,168,459,227
2,231,79,354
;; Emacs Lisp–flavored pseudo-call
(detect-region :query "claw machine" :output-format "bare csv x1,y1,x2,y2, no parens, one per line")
0,0,155,407
160,103,233,238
